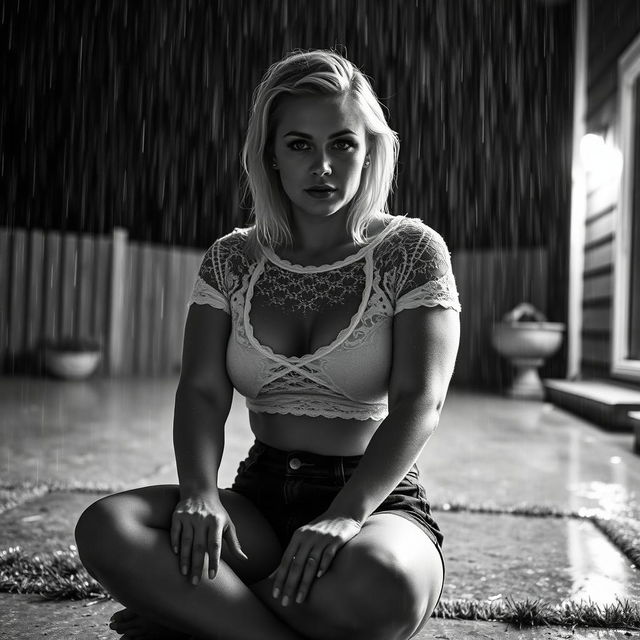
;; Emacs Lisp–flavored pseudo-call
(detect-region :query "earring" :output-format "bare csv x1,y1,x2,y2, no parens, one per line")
363,158,370,168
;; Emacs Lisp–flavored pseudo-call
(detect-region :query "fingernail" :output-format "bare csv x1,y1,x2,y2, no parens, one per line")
317,569,323,578
181,565,187,575
296,592,304,604
209,570,216,579
173,546,178,554
282,595,289,607
192,576,199,585
272,587,280,599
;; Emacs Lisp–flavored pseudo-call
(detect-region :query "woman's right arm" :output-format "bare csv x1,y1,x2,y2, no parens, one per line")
170,302,246,585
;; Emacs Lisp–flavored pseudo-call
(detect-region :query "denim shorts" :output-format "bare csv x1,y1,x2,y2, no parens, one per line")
228,440,444,553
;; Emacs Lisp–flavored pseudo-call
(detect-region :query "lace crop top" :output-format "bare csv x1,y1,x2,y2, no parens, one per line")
187,215,461,421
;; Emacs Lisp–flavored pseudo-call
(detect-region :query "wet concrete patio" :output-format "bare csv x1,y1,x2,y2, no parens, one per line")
1,375,639,639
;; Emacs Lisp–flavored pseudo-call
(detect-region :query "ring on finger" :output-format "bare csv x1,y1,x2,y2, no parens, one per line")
307,556,317,563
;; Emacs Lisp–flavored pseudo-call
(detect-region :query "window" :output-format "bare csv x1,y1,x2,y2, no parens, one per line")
614,34,640,380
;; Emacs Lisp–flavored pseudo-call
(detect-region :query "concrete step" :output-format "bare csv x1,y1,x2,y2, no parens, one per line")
543,379,640,432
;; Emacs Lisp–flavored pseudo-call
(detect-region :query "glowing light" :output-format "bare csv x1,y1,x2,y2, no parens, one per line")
610,456,622,465
579,133,623,179
579,133,605,167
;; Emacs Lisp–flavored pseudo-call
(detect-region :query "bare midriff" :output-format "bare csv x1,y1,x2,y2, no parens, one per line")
249,410,383,456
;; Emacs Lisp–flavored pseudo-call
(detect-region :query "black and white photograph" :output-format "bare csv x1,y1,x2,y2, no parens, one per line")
1,1,639,638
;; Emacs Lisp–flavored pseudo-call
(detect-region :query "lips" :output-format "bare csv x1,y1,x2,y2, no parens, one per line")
305,185,336,193
304,185,337,200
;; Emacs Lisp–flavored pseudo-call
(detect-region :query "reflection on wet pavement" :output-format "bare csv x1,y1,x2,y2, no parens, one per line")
566,518,639,604
1,379,639,611
438,511,640,605
570,481,632,516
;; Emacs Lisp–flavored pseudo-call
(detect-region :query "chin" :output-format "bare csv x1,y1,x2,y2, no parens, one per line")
293,201,347,218
307,206,349,219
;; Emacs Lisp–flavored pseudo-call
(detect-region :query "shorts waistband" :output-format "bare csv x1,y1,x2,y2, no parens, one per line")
248,439,363,480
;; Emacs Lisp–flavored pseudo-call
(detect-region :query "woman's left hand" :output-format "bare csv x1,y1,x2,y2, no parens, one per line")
270,514,362,606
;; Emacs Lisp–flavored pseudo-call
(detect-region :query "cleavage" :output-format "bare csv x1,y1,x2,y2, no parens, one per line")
248,263,366,358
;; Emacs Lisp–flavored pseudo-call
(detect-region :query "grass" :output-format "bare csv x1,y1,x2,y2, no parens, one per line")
434,597,640,630
1,546,640,630
3,484,640,629
0,546,102,600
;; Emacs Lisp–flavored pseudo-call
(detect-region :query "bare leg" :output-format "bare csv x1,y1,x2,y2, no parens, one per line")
75,485,303,640
250,513,444,640
76,487,442,640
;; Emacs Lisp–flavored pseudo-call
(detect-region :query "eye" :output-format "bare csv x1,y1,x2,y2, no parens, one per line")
287,140,310,151
333,139,357,151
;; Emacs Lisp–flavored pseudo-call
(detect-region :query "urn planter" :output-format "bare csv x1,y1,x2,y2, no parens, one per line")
491,304,565,400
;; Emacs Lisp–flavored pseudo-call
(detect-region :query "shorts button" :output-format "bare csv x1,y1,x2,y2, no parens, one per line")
289,457,302,470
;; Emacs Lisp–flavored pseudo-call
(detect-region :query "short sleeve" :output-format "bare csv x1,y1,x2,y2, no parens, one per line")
394,225,461,315
187,240,230,314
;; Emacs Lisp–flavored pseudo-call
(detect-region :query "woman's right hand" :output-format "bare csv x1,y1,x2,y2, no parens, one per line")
170,492,248,585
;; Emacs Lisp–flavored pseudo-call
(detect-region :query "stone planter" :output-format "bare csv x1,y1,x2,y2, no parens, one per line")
491,304,565,400
42,341,102,380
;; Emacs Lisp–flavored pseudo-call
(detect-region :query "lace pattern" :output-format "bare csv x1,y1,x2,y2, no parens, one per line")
189,278,229,312
396,271,461,313
247,395,389,421
187,216,461,421
254,261,365,316
190,229,253,312
375,218,461,314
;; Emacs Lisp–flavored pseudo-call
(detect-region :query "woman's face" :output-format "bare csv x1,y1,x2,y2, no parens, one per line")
271,93,369,223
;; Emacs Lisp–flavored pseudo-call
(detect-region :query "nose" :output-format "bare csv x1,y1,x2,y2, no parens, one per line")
310,151,332,176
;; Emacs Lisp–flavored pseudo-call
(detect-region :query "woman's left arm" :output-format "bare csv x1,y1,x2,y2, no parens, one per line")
328,304,460,522
271,303,460,606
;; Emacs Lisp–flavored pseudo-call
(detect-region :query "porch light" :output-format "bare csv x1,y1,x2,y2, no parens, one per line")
579,133,623,179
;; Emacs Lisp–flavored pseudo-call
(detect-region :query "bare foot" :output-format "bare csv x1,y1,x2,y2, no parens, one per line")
109,607,190,639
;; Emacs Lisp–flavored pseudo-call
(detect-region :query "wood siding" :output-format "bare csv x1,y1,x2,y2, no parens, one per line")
581,0,640,380
587,0,640,128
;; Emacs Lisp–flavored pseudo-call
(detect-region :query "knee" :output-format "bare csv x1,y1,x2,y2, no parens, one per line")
329,547,425,640
74,496,134,572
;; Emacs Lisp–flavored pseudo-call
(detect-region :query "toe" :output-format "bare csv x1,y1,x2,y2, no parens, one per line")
110,620,140,634
110,607,137,623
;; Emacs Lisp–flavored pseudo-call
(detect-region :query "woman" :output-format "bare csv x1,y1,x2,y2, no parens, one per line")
75,49,461,640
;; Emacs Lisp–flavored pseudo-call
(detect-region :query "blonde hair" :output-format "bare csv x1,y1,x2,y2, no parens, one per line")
241,49,399,249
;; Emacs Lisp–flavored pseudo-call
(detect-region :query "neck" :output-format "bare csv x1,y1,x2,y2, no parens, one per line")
289,213,353,254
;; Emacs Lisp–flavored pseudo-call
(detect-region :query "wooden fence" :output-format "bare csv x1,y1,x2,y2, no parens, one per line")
451,248,549,389
0,228,549,388
0,227,202,377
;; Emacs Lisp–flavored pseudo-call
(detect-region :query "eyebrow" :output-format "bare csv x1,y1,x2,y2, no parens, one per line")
283,129,357,139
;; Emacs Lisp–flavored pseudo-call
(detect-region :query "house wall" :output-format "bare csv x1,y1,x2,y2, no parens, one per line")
581,0,640,379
